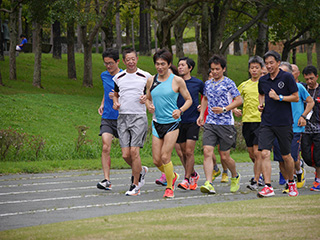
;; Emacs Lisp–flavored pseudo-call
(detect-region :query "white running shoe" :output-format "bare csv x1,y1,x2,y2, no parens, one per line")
125,184,140,196
138,166,148,189
97,179,112,190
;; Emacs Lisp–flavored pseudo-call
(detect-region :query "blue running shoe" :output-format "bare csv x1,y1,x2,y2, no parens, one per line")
279,172,286,185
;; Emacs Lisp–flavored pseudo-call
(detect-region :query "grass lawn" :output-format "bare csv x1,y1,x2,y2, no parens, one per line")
1,194,319,239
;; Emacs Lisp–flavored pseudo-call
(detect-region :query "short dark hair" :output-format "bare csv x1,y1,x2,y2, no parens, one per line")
263,50,281,62
302,65,318,76
280,61,293,73
178,57,195,72
102,48,119,62
208,55,226,69
170,65,179,75
122,47,137,59
248,56,264,69
153,49,172,65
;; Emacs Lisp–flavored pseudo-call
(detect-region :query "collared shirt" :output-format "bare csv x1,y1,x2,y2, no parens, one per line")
204,76,240,125
258,69,298,126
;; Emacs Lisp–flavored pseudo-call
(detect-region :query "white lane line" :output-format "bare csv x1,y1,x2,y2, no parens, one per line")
0,193,235,217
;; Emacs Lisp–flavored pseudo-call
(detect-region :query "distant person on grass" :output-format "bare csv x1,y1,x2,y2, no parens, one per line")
16,34,27,51
257,51,299,198
234,56,265,191
301,65,320,191
273,62,314,194
97,48,122,191
113,48,151,196
145,49,192,198
197,54,242,194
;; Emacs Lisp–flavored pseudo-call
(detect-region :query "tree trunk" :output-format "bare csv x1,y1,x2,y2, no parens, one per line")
316,40,320,72
131,18,135,49
199,2,209,81
139,0,151,56
33,22,42,88
32,21,37,53
52,20,62,59
101,31,106,52
292,48,297,64
18,5,22,37
233,37,241,56
67,20,77,80
82,42,93,87
9,3,18,80
255,3,268,57
154,20,158,51
101,24,114,48
115,2,122,53
125,21,130,45
173,15,188,59
247,34,255,57
76,24,82,53
195,22,201,75
0,19,4,61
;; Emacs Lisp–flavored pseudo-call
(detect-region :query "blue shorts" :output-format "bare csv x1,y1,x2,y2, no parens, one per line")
273,132,301,162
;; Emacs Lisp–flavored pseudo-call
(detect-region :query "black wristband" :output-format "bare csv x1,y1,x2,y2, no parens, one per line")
179,108,183,115
301,115,306,120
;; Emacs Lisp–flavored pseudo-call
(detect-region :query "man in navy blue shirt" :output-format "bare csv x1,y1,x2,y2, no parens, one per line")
176,57,204,191
257,50,299,197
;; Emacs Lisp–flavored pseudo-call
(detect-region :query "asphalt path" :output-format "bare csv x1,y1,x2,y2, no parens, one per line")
0,162,318,231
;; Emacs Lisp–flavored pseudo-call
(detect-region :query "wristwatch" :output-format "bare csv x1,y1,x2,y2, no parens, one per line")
179,108,183,115
222,107,227,113
279,94,284,101
301,115,307,120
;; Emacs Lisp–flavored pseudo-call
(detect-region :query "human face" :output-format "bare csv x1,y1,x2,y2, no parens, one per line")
208,71,214,80
291,64,300,81
249,62,262,81
264,56,280,76
210,62,225,81
304,73,319,89
123,52,138,73
103,57,119,76
155,58,171,77
261,66,268,76
178,60,191,77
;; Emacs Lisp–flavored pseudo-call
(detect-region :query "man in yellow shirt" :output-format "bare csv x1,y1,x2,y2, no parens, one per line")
235,56,264,190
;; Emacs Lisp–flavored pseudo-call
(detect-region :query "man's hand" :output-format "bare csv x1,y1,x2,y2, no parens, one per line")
197,116,204,126
113,102,120,110
98,105,104,115
298,116,307,127
233,108,242,117
172,109,182,119
269,89,279,100
258,104,264,112
147,103,155,113
108,90,115,99
140,95,147,104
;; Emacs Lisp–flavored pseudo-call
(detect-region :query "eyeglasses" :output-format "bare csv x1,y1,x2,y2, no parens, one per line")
104,62,115,66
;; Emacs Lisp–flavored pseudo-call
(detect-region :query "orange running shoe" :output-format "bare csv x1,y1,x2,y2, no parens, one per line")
178,179,190,190
189,172,200,190
163,188,174,198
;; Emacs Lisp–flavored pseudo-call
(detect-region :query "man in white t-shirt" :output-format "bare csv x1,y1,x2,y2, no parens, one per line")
113,48,152,196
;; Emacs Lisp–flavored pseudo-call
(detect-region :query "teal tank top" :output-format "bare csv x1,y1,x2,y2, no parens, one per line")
150,73,180,124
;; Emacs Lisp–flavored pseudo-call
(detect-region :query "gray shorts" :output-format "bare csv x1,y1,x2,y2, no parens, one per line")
117,114,148,148
99,119,118,138
202,124,237,151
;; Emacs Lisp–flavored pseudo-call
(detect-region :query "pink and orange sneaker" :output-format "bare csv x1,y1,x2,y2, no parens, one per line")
163,188,174,198
155,173,167,186
178,179,190,190
189,173,200,190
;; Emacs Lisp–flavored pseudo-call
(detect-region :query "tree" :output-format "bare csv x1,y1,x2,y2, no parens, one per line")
67,19,77,80
173,13,188,59
79,0,114,87
52,20,62,59
139,0,151,55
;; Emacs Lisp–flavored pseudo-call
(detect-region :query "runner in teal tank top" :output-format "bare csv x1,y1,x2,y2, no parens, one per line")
146,49,192,198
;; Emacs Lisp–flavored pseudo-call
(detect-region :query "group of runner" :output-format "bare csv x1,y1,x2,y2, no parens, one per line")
97,47,320,198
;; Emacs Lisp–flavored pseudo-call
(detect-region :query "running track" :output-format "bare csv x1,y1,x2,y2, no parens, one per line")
0,162,318,231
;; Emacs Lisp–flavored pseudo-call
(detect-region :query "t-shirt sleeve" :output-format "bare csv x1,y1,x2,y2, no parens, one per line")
299,83,310,101
258,81,264,95
114,82,119,92
287,75,298,94
200,80,205,95
229,80,240,98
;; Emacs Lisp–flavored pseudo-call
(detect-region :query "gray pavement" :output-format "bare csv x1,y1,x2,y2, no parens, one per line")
0,162,318,231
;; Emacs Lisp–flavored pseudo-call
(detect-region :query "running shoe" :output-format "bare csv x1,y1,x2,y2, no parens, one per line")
288,182,299,197
310,182,320,191
221,172,229,183
230,173,241,193
138,166,148,189
189,172,200,190
258,175,265,186
247,178,258,191
163,188,174,198
125,184,140,196
296,168,305,188
212,169,221,182
172,172,179,190
200,181,216,194
97,179,112,190
257,186,275,197
178,179,190,190
155,173,167,186
279,172,286,185
282,183,289,194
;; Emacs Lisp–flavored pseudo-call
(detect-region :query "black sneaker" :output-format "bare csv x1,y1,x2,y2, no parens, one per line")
247,178,258,191
97,179,112,190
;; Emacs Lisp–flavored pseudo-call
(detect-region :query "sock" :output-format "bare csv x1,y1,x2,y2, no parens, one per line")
223,170,228,174
191,171,197,177
266,183,271,187
163,161,175,190
288,179,294,183
158,165,165,173
185,177,189,183
214,164,219,172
